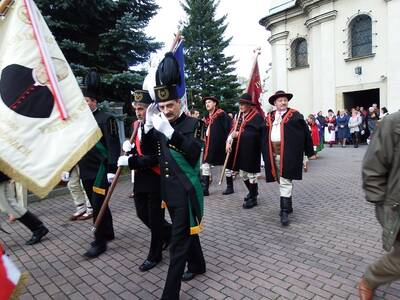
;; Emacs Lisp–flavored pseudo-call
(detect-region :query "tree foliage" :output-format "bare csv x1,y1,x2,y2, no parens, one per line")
36,0,161,111
181,0,241,113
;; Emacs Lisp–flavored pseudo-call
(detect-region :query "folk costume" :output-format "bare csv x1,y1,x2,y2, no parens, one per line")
227,93,265,209
324,111,336,147
201,96,232,196
263,91,314,226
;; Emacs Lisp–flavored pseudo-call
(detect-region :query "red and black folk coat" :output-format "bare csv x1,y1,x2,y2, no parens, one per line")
227,109,266,173
203,109,232,166
263,109,314,182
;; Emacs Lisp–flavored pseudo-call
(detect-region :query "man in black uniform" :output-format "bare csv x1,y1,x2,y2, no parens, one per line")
117,89,171,272
201,96,232,196
226,93,265,209
78,89,120,258
143,78,206,299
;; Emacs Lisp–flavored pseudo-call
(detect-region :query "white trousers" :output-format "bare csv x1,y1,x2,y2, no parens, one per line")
0,181,27,218
201,163,211,176
67,166,92,212
239,170,258,184
273,155,293,198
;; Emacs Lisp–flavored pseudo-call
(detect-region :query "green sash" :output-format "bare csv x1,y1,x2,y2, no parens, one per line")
93,142,107,195
170,149,204,235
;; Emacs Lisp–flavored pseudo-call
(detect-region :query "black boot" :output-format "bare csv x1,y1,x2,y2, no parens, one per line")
84,240,107,258
288,197,293,214
280,197,290,226
18,211,49,245
222,176,234,195
243,180,251,201
243,183,258,209
201,176,210,196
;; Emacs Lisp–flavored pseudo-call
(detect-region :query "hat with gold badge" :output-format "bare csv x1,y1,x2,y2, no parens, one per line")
153,52,181,103
133,90,153,105
154,84,179,103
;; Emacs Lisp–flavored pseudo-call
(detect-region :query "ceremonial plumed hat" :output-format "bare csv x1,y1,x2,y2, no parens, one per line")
133,90,153,105
268,90,293,105
202,96,219,105
153,52,181,103
154,85,179,103
239,93,254,106
82,68,101,100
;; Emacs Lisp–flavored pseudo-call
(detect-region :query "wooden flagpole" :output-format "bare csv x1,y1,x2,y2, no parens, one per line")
91,122,140,233
0,0,13,16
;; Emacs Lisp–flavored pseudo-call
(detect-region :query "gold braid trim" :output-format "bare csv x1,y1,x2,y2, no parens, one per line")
0,127,102,199
9,272,29,300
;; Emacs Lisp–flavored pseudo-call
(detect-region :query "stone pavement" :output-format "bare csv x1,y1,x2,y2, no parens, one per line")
2,145,400,299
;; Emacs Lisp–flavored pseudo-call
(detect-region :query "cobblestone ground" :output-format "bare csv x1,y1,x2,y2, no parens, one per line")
2,145,400,299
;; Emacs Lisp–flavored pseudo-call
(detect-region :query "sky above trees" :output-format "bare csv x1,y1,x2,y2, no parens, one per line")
145,0,272,81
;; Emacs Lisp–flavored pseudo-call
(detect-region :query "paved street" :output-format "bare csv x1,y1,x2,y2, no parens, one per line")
2,146,399,299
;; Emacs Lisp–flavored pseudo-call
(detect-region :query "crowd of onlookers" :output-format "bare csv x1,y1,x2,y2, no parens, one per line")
189,104,389,153
307,104,389,151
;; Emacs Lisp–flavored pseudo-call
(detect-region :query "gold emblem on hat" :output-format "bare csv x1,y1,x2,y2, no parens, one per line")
134,92,143,102
157,88,170,101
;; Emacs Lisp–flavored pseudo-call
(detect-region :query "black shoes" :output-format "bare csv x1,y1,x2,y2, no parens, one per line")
182,270,205,282
18,211,49,245
222,176,234,195
139,260,159,272
26,225,49,245
84,242,107,258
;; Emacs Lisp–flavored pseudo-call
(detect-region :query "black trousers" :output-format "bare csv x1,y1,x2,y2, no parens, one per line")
351,131,359,146
82,179,114,244
161,205,206,300
134,192,171,262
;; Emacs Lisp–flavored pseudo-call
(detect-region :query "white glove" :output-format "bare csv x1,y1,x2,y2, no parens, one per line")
152,112,174,139
107,173,116,183
117,155,131,167
144,103,159,133
122,140,134,152
60,171,70,182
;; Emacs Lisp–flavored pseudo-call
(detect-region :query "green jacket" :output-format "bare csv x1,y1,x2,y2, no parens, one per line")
362,111,400,251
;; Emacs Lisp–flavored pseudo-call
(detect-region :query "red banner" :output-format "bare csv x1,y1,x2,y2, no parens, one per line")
247,60,264,117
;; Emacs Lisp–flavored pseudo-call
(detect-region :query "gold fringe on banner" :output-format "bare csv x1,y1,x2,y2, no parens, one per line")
0,127,102,199
9,271,29,300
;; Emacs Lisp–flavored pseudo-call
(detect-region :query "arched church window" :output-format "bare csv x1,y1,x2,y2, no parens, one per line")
350,15,372,58
291,38,308,68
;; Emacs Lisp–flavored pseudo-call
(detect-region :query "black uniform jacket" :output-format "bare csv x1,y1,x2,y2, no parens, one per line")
128,125,161,194
149,113,203,208
79,109,120,180
203,109,232,165
228,110,265,173
263,109,314,182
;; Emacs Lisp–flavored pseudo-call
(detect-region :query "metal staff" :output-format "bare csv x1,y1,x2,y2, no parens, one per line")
91,121,140,233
